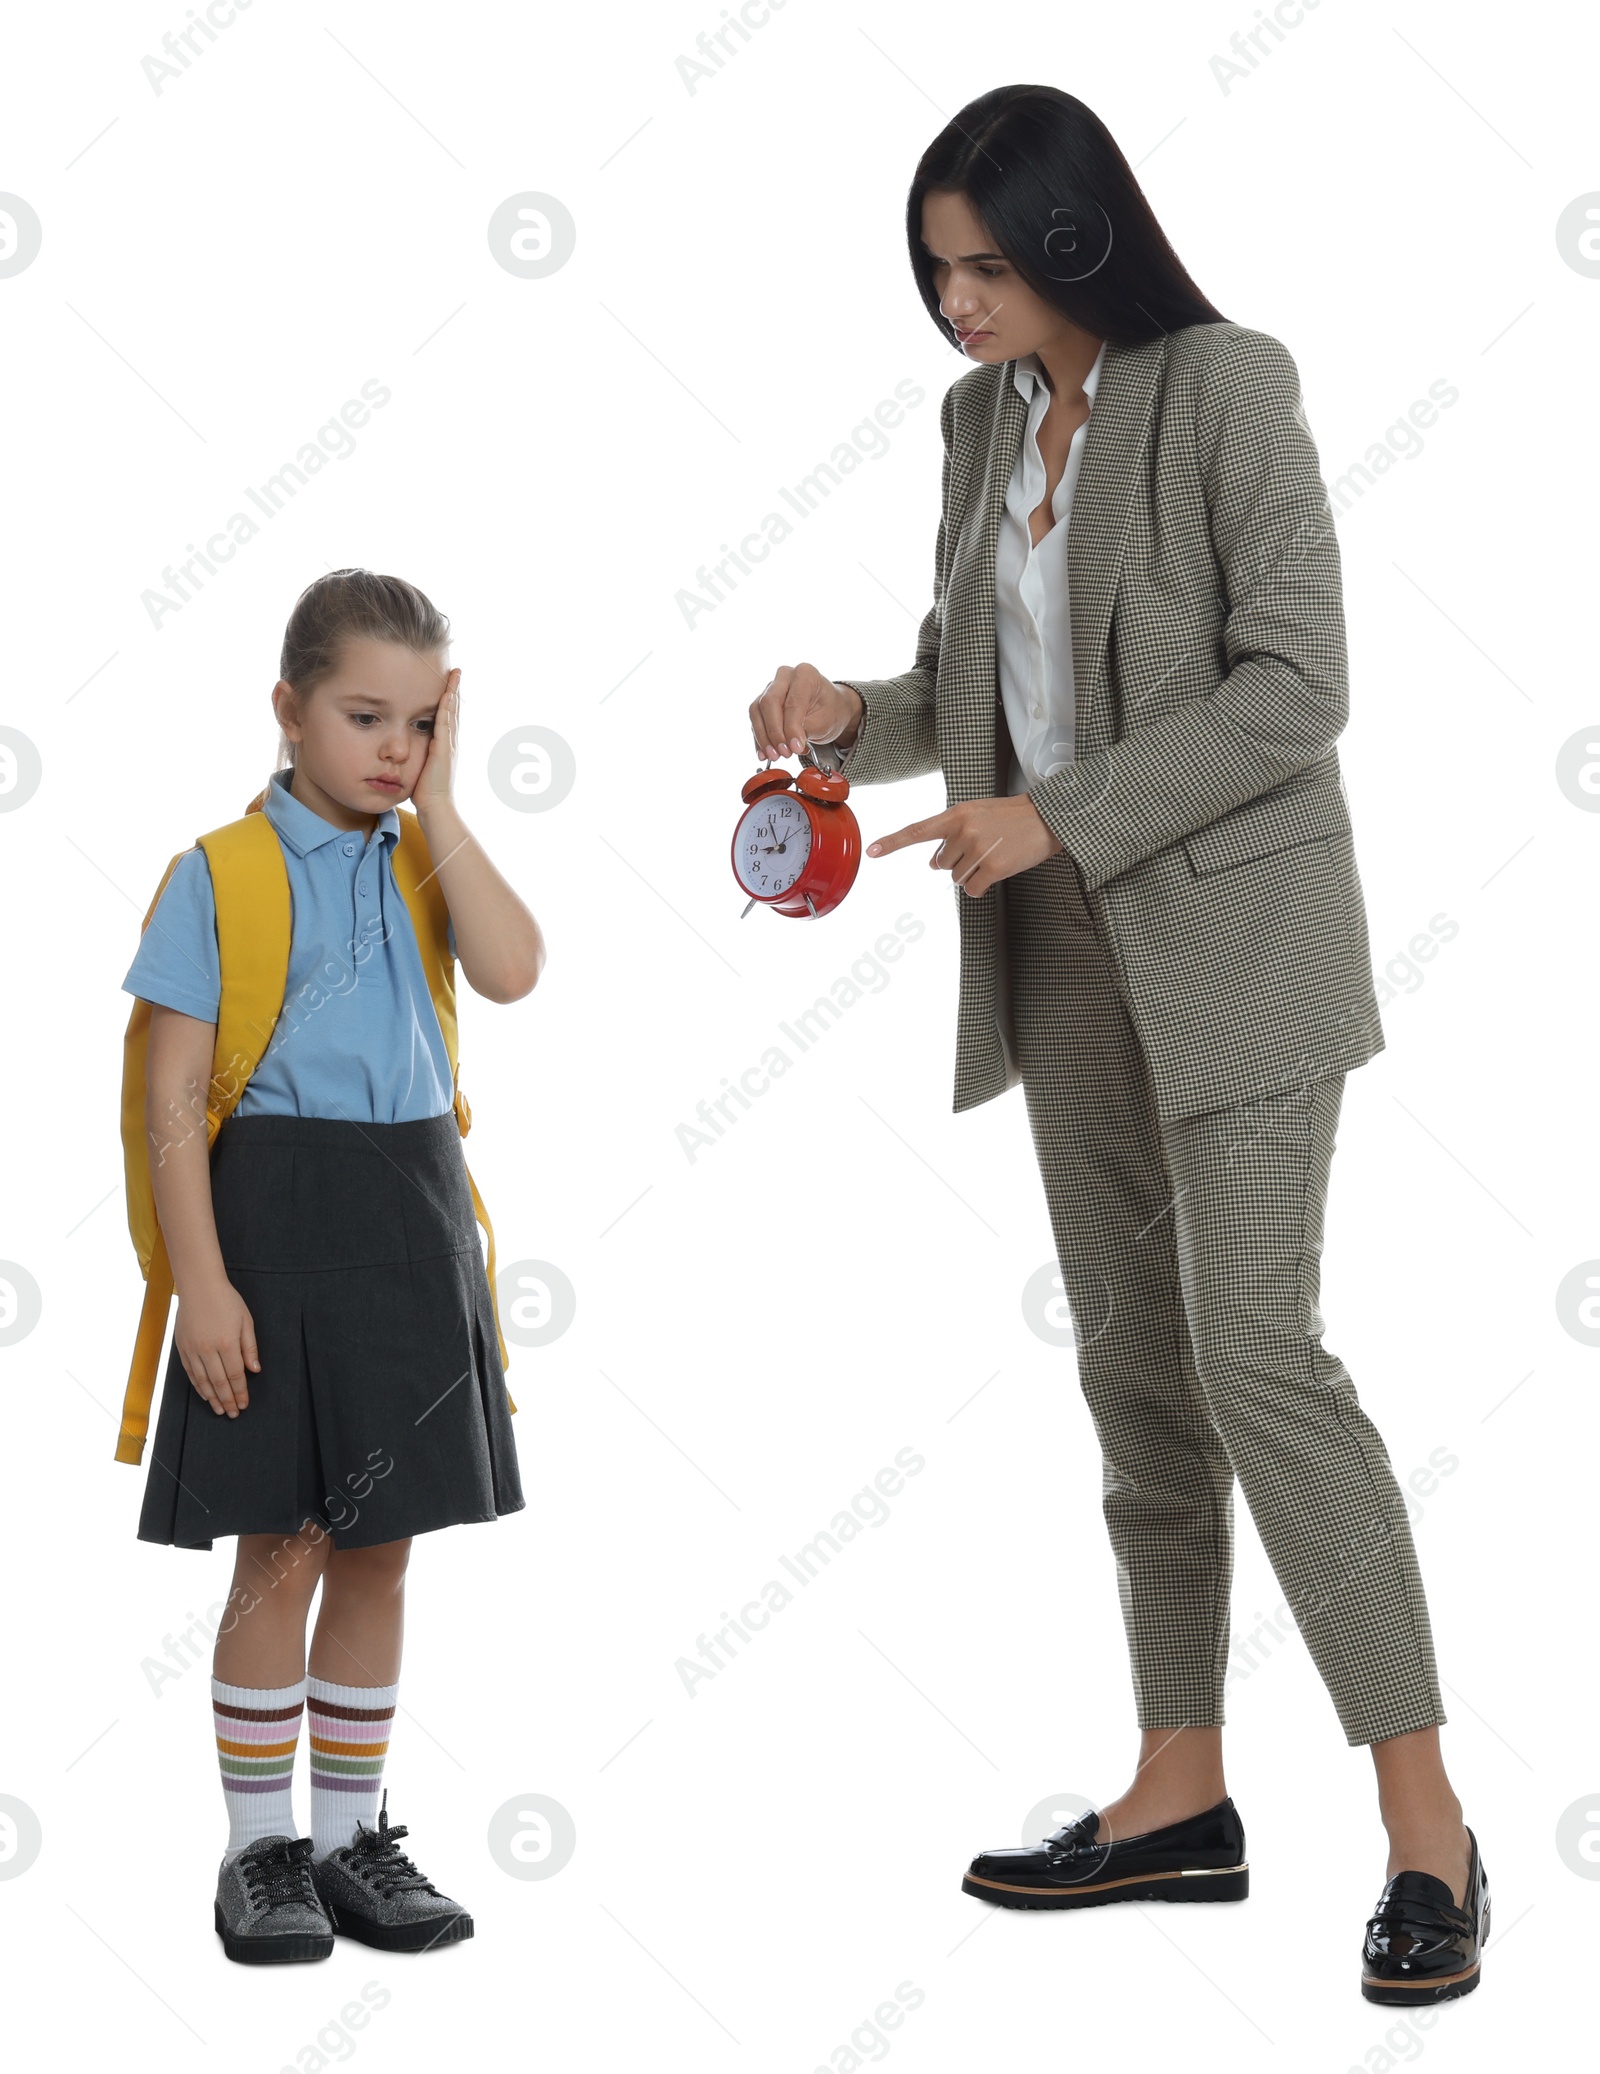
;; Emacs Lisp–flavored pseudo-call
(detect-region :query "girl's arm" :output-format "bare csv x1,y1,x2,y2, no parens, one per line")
413,672,546,1004
145,1003,259,1416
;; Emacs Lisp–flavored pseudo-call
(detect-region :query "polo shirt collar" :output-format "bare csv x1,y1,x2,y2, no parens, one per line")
264,764,400,857
1011,337,1108,405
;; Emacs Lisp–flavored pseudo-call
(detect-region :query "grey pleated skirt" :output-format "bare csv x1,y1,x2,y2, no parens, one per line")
138,1111,525,1551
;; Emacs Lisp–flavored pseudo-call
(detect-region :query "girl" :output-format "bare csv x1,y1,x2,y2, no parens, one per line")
121,568,543,1963
750,85,1488,2004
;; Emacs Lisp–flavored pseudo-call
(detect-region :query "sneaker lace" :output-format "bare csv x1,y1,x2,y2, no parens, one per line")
243,1836,319,1912
343,1790,439,1899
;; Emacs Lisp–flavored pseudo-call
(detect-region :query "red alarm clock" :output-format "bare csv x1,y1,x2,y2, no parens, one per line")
731,751,862,919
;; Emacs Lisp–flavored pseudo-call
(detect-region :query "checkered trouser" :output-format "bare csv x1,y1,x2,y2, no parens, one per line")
1003,851,1444,1746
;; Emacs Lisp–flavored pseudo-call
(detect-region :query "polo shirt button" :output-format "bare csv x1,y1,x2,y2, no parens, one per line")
342,841,356,856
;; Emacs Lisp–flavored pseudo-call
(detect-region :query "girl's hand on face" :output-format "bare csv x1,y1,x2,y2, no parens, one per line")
174,1276,260,1417
413,667,460,817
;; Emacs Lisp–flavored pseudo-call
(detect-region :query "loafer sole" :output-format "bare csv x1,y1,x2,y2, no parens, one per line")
322,1900,475,1952
213,1901,333,1963
1361,1959,1481,2004
962,1863,1249,1909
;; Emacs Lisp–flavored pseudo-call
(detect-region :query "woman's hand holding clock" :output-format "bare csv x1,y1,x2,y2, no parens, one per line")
750,662,863,760
747,660,1063,898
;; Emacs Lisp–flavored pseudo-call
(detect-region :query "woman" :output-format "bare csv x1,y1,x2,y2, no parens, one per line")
748,85,1487,2004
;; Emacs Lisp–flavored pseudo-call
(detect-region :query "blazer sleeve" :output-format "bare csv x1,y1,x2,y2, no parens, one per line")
1025,327,1349,892
820,380,956,787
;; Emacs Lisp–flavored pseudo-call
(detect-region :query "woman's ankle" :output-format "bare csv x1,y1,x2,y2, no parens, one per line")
1098,1781,1228,1836
1381,1786,1465,1839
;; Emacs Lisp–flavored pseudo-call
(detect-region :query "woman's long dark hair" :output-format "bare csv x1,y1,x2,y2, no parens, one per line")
908,85,1228,346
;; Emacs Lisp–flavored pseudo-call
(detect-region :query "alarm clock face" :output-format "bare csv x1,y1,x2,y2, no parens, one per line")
734,793,813,898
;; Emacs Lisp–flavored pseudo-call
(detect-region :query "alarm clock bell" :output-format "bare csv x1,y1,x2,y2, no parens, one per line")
730,746,862,920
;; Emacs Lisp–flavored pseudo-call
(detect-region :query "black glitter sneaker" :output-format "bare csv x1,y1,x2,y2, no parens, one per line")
214,1835,334,1963
311,1792,474,1952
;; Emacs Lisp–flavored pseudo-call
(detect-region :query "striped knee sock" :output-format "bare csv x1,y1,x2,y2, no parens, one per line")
212,1677,306,1856
306,1674,399,1860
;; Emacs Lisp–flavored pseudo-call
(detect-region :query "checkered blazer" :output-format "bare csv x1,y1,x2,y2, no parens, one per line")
832,322,1386,1121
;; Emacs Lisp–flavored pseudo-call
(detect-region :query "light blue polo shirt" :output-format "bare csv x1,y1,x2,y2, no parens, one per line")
122,766,458,1123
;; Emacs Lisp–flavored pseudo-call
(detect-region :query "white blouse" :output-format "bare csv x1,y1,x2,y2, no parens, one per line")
994,340,1108,794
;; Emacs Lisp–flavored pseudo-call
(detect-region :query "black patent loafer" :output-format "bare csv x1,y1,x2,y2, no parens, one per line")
962,1796,1249,1910
1361,1825,1488,2003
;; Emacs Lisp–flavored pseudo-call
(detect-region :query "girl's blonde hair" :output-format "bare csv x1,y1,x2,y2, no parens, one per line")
249,568,451,811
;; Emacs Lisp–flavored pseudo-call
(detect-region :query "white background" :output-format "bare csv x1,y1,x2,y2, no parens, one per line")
3,1,1595,2067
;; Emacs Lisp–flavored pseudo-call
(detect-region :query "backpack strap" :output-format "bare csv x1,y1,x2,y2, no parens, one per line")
391,810,513,1392
117,849,188,1463
200,812,292,1140
122,849,191,1285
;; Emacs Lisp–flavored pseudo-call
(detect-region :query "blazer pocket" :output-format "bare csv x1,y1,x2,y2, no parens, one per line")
1182,776,1351,876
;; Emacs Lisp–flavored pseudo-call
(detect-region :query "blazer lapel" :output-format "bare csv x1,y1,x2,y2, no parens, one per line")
1067,335,1165,756
943,335,1167,798
943,368,1028,805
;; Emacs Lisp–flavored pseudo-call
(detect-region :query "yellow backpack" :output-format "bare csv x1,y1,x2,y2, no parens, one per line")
117,794,512,1466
